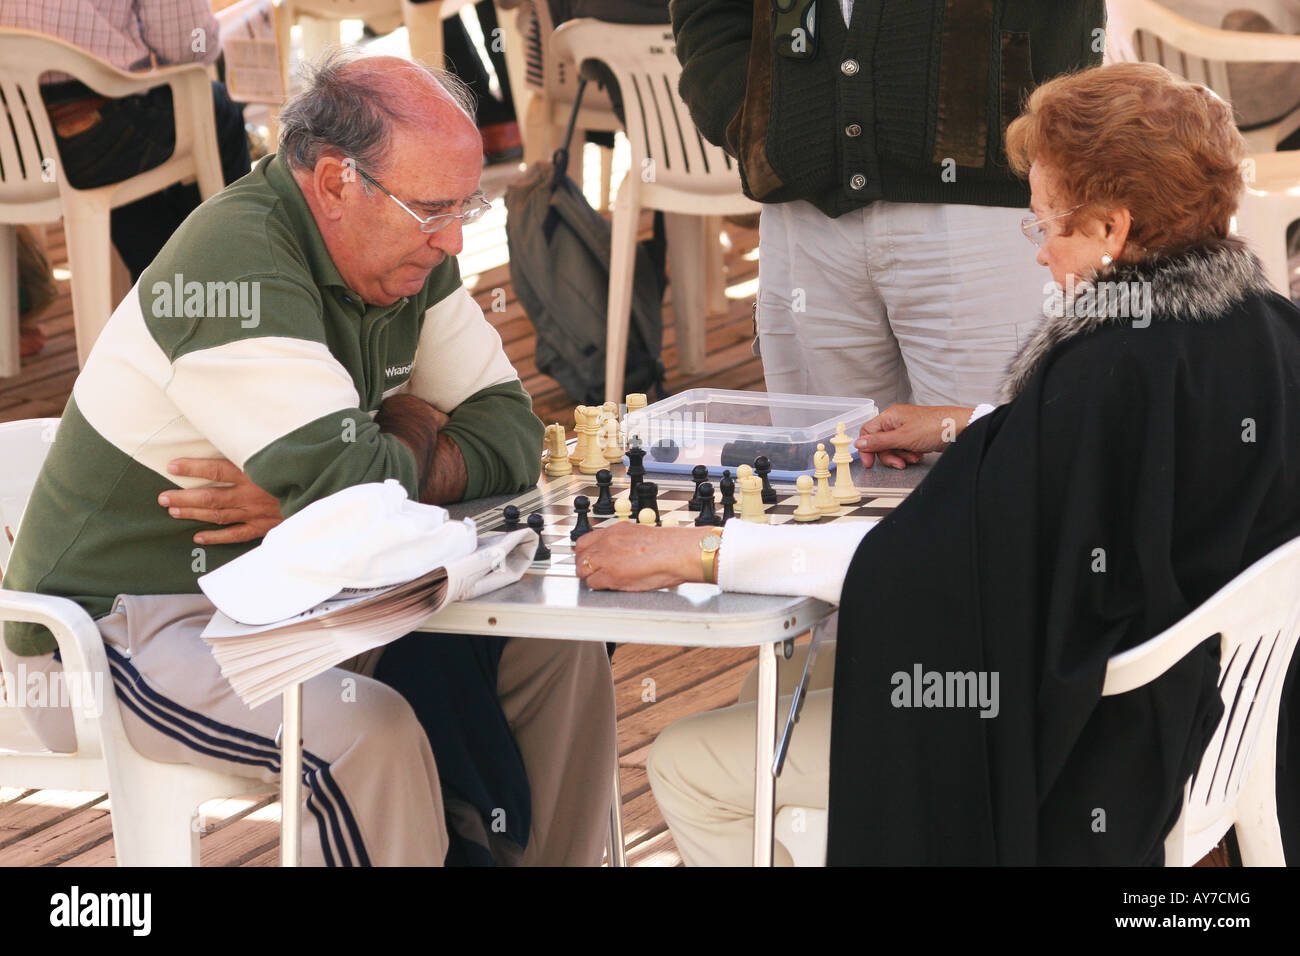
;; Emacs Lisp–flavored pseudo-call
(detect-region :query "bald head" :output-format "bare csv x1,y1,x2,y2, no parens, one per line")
278,48,478,180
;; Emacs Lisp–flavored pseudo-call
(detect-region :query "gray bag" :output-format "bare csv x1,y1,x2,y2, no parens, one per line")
505,83,665,405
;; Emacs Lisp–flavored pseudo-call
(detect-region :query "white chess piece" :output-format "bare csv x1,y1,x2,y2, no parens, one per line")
813,443,837,514
579,406,610,475
638,507,657,525
736,464,765,523
793,474,820,521
831,421,860,504
614,497,632,521
569,406,588,464
545,423,572,477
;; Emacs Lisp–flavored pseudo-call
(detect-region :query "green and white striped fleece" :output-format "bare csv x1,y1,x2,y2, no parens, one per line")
4,154,543,655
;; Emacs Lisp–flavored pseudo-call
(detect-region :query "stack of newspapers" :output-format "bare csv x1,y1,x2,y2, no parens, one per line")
200,529,536,708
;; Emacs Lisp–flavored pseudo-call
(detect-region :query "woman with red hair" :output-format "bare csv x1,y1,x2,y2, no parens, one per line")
577,62,1300,865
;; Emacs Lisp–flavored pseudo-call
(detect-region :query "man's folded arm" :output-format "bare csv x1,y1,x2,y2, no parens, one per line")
670,0,752,151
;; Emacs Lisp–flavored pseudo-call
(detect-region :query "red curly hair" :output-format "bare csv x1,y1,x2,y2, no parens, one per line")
1005,62,1247,257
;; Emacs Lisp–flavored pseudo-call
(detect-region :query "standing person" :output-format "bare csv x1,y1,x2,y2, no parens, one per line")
671,0,1106,410
0,0,253,280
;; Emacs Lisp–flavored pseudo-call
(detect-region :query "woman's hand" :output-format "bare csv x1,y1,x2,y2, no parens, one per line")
856,404,975,469
575,522,709,591
157,458,284,545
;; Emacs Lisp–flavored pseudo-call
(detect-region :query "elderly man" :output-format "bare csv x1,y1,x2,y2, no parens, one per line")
1,52,616,866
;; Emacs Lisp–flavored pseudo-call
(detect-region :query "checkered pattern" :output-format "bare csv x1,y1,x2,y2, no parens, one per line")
472,475,906,577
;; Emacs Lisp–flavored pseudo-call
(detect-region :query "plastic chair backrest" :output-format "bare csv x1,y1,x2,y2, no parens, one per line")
554,21,739,196
0,34,63,221
1106,0,1233,93
0,418,57,576
1103,534,1300,863
285,0,402,20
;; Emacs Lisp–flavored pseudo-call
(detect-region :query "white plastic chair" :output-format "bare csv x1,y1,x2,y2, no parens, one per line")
0,419,266,866
551,20,760,403
515,1,619,209
0,28,225,375
1106,0,1300,152
773,534,1300,866
1234,150,1300,299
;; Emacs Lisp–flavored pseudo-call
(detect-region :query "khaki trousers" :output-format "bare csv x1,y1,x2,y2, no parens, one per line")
646,644,835,867
1,593,616,866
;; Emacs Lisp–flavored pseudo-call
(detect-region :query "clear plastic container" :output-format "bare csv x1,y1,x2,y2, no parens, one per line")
622,388,878,480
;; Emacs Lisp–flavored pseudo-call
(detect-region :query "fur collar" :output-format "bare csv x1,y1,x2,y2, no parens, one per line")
999,237,1273,403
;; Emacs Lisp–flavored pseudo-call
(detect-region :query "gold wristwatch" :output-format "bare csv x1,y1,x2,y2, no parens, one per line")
699,532,722,584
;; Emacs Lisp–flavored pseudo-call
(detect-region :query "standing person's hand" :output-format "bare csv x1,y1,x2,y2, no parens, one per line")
856,404,975,469
158,458,284,544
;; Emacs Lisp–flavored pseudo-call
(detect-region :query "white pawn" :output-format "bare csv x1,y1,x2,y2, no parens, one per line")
545,423,572,477
831,421,860,504
638,507,657,526
813,443,837,514
793,474,820,522
614,497,632,522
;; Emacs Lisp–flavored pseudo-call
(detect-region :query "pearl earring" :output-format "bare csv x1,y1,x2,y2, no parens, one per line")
1100,253,1113,266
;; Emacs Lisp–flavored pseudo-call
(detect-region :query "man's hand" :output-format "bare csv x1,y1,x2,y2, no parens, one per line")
375,393,466,504
856,404,975,469
575,522,705,592
158,458,284,545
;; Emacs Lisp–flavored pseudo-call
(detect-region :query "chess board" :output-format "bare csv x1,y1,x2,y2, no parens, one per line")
470,474,910,577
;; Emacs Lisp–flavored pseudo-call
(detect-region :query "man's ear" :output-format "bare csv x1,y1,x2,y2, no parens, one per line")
312,155,351,222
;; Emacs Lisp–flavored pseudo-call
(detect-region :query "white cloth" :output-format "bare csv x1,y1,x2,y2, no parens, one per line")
755,199,1048,410
717,517,870,604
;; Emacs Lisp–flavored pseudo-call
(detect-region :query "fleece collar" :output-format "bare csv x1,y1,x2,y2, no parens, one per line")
1000,237,1273,403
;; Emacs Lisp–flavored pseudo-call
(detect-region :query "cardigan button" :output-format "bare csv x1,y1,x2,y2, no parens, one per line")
845,123,862,137
840,58,860,76
849,173,867,190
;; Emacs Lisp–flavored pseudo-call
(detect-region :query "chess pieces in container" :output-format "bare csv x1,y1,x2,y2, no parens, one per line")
694,482,722,527
570,495,593,540
593,469,616,515
528,513,550,560
614,497,633,521
502,504,521,531
689,464,709,511
754,456,778,505
544,423,572,477
813,443,837,514
831,421,861,504
651,438,679,463
793,475,820,521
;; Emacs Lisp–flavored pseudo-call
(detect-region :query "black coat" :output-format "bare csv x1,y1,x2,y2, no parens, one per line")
827,238,1300,865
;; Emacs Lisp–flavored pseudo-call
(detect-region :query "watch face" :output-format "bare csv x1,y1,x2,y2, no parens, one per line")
701,533,722,551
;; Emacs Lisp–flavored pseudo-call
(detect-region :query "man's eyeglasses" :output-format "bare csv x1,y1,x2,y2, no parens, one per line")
357,168,491,234
1021,205,1082,247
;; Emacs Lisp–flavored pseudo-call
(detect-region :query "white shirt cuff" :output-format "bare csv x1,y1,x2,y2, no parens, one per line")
968,403,996,427
716,518,874,604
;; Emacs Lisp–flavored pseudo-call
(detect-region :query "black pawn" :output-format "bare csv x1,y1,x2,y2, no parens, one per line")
527,513,550,560
694,482,722,526
689,464,709,511
502,504,521,531
570,495,593,541
754,455,778,505
593,469,615,515
719,470,736,523
626,438,646,504
638,481,660,526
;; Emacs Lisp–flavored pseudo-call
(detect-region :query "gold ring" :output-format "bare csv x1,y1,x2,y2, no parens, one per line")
582,557,593,570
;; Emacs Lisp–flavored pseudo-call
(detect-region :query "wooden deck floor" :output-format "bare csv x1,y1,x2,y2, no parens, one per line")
0,155,765,867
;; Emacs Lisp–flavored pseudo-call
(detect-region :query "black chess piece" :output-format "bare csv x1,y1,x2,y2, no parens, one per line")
570,495,593,540
754,455,778,505
694,482,722,526
719,470,736,523
527,513,550,560
638,481,660,526
626,438,646,504
593,469,615,515
502,504,521,531
651,437,679,463
689,464,709,511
